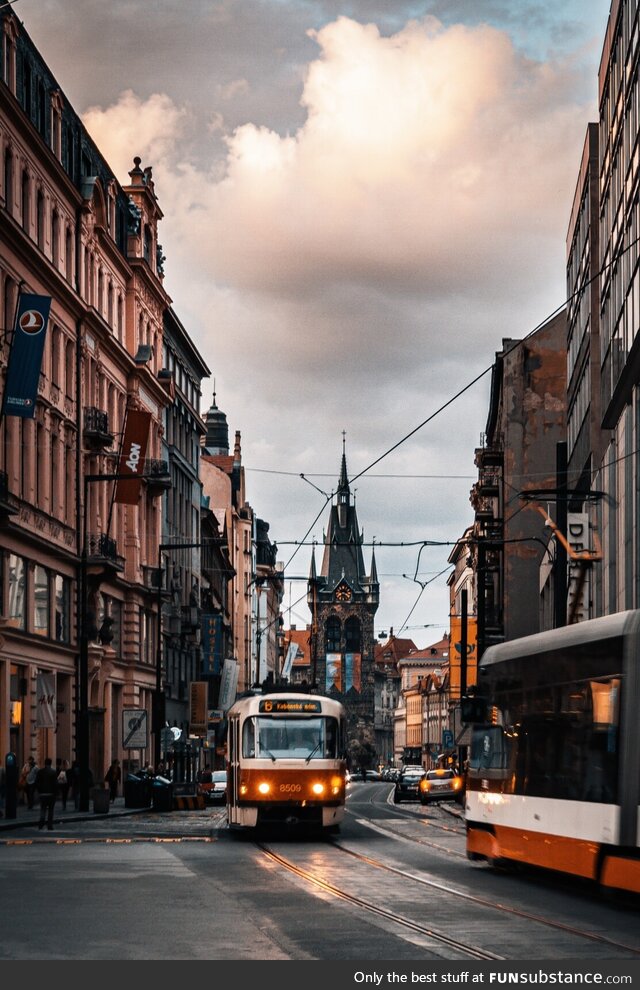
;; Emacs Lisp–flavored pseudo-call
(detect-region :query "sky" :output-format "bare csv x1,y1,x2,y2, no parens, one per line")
18,0,611,647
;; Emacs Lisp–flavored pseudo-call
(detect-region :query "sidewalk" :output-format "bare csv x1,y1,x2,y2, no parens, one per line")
0,795,159,832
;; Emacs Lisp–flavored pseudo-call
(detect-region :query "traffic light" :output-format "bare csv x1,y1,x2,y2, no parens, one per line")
460,695,488,723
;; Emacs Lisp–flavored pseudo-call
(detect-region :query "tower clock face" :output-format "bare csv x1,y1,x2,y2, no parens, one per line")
335,583,352,602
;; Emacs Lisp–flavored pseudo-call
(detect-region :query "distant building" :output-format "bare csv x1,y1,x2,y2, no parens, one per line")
307,443,379,765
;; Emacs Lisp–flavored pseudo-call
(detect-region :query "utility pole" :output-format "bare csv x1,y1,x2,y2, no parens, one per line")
554,441,568,629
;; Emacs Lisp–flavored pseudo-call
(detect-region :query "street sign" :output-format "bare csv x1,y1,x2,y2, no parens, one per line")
442,729,454,750
122,709,148,749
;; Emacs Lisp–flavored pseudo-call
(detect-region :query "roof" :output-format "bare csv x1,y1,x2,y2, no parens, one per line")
283,628,312,667
374,636,418,667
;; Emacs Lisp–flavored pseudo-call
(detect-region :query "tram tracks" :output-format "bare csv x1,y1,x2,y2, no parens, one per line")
257,841,504,961
256,819,640,960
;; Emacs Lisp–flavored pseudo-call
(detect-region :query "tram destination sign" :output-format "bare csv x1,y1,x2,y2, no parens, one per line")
259,699,322,714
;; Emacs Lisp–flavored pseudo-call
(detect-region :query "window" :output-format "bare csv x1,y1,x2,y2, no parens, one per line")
325,616,341,653
51,210,59,268
36,189,45,250
33,565,49,637
54,575,70,642
65,227,73,282
65,339,74,398
345,616,361,653
21,169,30,233
4,146,13,213
8,554,26,629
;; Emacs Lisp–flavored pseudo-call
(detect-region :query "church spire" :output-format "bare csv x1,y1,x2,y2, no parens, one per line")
370,546,378,584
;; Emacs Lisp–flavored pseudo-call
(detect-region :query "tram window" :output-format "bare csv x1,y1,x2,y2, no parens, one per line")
242,716,340,759
242,718,256,758
469,726,509,772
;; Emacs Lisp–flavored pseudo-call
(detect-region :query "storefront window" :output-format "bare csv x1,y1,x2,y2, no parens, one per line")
54,575,70,642
33,565,49,636
8,554,26,629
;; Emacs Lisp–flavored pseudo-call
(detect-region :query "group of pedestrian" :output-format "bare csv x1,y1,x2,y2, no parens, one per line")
12,756,123,829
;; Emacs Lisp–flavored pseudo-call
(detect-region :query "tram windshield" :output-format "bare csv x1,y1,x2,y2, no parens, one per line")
242,716,339,760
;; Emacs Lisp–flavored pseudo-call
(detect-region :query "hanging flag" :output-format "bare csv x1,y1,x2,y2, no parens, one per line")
36,672,56,728
114,408,152,504
2,294,51,418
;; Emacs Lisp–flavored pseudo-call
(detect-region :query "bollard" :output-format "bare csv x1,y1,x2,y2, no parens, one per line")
5,753,18,819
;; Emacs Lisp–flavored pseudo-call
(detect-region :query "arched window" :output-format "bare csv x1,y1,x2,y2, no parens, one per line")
51,210,59,267
4,146,13,213
345,616,361,653
325,616,341,653
36,188,45,249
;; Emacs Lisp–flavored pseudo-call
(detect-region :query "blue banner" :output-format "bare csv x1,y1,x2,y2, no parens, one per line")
201,613,223,676
2,294,51,418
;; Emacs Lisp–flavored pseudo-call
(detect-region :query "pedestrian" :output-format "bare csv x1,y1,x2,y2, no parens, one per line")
56,758,70,810
68,760,81,808
35,757,57,831
22,756,39,809
104,759,121,803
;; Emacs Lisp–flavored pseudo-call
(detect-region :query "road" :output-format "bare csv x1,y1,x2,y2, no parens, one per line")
0,781,638,960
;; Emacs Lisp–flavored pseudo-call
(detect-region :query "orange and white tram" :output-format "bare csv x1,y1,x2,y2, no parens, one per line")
466,610,640,895
226,692,347,831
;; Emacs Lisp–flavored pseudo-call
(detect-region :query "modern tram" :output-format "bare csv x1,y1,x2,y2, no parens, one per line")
465,610,640,895
226,692,347,831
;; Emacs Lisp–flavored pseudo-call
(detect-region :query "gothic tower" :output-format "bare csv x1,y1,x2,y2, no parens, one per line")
307,439,380,764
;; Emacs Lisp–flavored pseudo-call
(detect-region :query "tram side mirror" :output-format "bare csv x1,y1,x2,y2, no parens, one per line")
461,695,488,724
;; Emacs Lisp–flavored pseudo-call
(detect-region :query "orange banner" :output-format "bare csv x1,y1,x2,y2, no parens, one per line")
114,409,152,504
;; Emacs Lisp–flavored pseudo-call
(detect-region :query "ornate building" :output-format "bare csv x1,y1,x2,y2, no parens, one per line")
307,444,379,765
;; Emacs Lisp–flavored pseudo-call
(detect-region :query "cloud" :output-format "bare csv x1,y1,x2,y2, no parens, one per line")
79,12,597,641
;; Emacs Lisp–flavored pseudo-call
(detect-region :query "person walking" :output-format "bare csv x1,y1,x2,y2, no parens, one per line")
104,759,121,803
23,757,39,810
35,758,58,831
56,758,70,810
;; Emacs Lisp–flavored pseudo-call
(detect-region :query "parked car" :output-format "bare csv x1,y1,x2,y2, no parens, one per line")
418,768,464,805
199,769,228,804
365,769,381,781
393,767,425,803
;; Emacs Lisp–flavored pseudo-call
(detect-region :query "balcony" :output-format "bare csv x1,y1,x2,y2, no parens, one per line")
0,470,18,521
83,407,114,451
143,458,171,496
85,532,125,578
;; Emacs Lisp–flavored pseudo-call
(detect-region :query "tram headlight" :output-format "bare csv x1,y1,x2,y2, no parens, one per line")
239,783,248,796
311,782,325,796
258,781,271,795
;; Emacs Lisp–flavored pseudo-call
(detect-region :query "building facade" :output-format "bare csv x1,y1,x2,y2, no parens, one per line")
0,9,172,780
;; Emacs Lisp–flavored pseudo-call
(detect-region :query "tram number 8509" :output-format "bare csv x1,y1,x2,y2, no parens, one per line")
279,783,302,793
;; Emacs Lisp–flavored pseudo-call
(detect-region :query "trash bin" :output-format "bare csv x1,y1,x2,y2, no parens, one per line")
91,786,110,814
152,779,174,812
124,773,152,809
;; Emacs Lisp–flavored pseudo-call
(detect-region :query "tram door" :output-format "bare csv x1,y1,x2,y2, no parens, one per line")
227,713,240,825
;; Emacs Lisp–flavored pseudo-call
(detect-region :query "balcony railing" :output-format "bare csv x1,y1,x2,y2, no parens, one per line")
85,532,124,573
83,407,114,450
144,459,171,495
